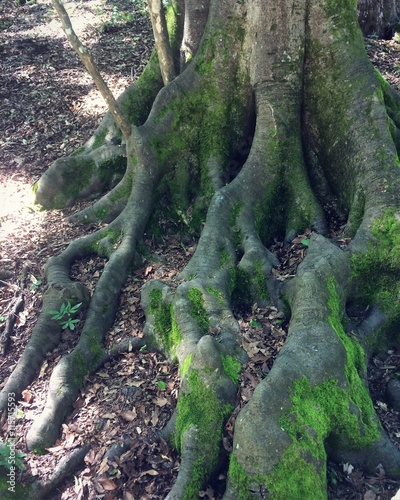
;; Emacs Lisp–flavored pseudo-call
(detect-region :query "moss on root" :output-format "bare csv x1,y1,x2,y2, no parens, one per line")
221,354,241,384
174,370,233,499
228,277,379,499
149,288,182,357
187,288,209,334
229,374,379,499
351,210,400,343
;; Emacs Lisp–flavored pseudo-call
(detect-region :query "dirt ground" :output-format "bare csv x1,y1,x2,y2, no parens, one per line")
0,1,400,498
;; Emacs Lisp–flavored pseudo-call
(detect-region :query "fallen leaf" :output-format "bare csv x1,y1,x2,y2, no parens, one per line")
103,412,117,419
97,476,118,491
21,389,33,403
140,469,159,477
120,410,137,421
123,492,135,500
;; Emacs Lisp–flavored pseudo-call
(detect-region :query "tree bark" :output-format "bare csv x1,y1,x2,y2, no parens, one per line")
358,0,400,38
3,0,400,498
147,0,177,84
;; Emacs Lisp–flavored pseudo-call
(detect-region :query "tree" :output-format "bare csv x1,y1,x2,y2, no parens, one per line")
2,0,400,498
358,0,400,38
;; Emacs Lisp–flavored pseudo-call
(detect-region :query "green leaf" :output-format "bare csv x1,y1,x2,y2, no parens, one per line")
69,302,82,314
139,345,147,351
157,380,167,390
301,238,310,246
249,319,262,328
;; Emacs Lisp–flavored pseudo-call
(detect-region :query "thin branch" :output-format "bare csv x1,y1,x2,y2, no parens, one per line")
51,0,131,139
147,0,177,85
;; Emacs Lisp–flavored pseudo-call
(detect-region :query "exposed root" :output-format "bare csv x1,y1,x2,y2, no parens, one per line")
0,293,24,356
31,445,91,499
0,279,89,415
67,167,133,224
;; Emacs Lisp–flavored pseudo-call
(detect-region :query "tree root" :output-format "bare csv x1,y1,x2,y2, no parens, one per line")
0,293,24,357
225,234,400,497
31,445,91,499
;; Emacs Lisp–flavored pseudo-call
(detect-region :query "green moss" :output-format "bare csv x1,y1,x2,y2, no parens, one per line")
326,276,380,444
47,157,96,208
149,288,182,356
90,227,122,253
98,155,126,186
221,354,241,384
230,201,244,247
174,370,233,499
91,129,107,150
230,264,269,308
229,374,378,499
206,286,224,306
149,16,252,236
304,11,373,213
119,50,163,125
230,267,252,308
323,0,362,41
220,248,232,267
187,288,209,334
72,352,89,387
351,210,400,333
228,279,379,499
253,261,269,302
88,333,104,364
180,354,192,379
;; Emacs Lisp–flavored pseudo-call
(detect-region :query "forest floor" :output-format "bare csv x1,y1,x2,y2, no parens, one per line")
0,1,400,499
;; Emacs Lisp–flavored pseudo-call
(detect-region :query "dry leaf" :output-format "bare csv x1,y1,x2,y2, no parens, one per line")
140,469,159,477
103,412,116,419
21,389,33,403
120,410,137,421
123,492,135,500
97,476,118,491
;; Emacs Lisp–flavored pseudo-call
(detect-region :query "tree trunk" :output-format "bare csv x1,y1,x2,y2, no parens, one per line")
3,0,400,498
358,0,400,38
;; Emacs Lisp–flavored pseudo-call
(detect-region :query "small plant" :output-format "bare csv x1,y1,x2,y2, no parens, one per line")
29,275,42,291
49,301,81,330
0,441,26,472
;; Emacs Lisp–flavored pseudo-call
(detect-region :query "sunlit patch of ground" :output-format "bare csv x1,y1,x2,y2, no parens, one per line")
0,175,45,241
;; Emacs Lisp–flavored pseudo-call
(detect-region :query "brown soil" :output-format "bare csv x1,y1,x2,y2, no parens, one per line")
0,2,399,498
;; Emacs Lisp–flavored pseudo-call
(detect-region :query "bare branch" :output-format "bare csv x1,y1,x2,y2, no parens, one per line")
51,0,131,139
147,0,177,85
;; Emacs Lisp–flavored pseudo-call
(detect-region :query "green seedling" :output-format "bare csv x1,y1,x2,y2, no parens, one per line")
29,275,42,291
49,301,81,330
